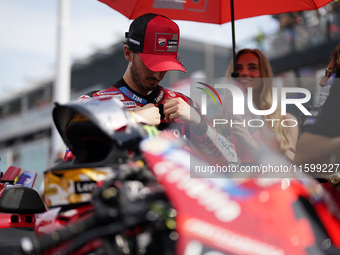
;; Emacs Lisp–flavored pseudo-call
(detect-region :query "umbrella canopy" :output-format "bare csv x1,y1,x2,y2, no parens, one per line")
98,0,333,75
99,0,333,24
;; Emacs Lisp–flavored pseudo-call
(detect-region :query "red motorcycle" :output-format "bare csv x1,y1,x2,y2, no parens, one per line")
20,97,340,255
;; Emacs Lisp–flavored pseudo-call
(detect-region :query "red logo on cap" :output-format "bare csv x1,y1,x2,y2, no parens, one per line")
154,34,178,52
158,37,167,47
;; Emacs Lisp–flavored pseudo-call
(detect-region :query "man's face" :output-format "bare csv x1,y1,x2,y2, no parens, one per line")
130,52,167,95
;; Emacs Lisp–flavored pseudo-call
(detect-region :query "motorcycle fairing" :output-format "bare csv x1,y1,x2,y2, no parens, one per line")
141,134,340,255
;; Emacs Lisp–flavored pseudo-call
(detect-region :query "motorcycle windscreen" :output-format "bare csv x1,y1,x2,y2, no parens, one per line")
52,96,138,155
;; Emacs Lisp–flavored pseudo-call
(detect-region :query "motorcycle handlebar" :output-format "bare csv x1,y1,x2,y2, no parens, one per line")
20,167,166,255
20,214,98,255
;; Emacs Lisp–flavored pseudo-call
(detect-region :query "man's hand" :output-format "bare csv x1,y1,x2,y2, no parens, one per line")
164,98,201,126
134,103,161,126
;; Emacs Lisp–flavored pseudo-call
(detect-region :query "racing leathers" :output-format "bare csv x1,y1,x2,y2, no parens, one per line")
64,78,240,167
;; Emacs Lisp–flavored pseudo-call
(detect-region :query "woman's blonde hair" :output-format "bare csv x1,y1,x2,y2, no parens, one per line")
226,48,291,154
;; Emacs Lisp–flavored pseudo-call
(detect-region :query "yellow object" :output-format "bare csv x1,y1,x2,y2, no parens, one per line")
44,167,113,208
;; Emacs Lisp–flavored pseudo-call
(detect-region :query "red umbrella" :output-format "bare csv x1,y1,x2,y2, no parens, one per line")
98,0,333,75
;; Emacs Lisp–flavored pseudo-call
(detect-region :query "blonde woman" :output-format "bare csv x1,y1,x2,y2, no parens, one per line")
218,48,298,162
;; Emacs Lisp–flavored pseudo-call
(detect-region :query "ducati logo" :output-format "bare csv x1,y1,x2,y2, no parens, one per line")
158,37,166,47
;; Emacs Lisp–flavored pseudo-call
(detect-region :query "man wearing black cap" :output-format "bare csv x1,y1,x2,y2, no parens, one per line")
64,13,240,166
